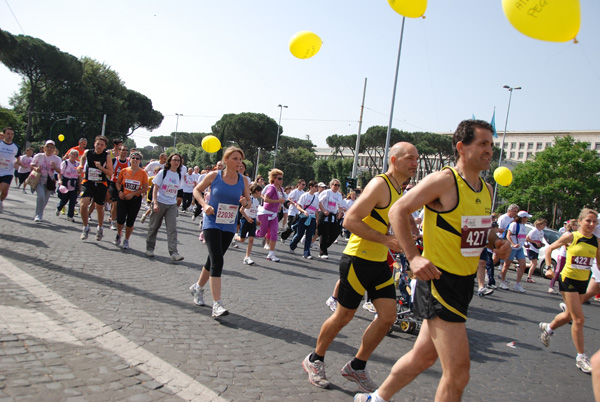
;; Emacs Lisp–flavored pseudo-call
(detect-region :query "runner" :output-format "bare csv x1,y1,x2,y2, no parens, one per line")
281,179,306,243
302,142,418,393
62,137,87,161
317,178,346,259
144,153,167,175
17,148,33,192
113,151,148,250
289,180,319,259
109,145,131,230
0,127,21,213
189,146,250,317
354,120,511,402
56,149,80,222
30,140,62,223
234,183,263,265
145,153,184,260
77,135,113,240
539,208,599,374
255,169,286,262
526,218,548,283
499,210,531,292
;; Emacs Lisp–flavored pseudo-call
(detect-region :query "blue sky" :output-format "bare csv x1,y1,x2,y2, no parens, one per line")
1,1,599,148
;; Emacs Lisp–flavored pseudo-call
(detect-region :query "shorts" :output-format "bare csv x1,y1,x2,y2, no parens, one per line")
80,181,108,205
116,196,142,227
558,274,589,294
479,249,487,261
108,181,119,202
508,247,526,261
18,172,30,185
239,218,257,239
177,189,183,198
0,174,13,185
337,254,396,310
413,267,475,323
527,249,539,260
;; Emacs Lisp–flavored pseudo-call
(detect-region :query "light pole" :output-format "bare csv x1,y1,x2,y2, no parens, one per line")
272,104,287,168
49,115,74,141
492,85,521,211
173,113,183,150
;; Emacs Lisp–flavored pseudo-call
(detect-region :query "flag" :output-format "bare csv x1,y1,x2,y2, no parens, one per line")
490,108,497,138
472,114,476,120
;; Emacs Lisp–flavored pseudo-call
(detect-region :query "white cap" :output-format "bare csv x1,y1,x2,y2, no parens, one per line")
45,140,56,146
517,210,532,218
318,182,326,187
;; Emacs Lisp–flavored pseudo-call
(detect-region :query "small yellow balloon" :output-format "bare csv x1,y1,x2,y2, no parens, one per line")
387,0,427,18
502,0,580,42
201,135,221,153
58,134,65,142
494,167,513,187
289,31,322,59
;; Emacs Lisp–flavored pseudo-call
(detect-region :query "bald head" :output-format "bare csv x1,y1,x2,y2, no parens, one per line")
389,142,417,163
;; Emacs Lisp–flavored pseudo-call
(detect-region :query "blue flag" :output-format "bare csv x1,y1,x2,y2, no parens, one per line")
490,108,497,138
472,114,476,120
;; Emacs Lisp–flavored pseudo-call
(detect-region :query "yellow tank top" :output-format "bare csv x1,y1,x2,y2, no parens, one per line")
422,167,492,276
343,174,402,262
561,231,598,281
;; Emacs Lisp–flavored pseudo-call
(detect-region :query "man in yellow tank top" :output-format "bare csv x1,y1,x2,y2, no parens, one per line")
302,142,419,393
355,120,511,402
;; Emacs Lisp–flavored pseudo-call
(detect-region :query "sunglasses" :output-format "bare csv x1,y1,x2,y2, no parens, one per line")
121,149,128,152
130,157,141,160
332,183,340,187
276,177,283,181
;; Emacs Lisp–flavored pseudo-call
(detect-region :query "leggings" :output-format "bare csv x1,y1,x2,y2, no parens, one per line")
203,228,235,278
117,196,143,227
255,214,279,241
182,192,193,211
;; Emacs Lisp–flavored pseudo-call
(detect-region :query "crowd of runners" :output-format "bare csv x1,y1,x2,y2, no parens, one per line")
1,122,599,401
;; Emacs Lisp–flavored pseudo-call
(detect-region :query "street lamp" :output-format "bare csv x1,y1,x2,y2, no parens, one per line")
272,104,288,168
492,85,522,211
49,115,74,141
173,113,183,149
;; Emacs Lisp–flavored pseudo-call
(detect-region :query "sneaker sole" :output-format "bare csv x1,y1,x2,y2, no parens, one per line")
212,310,229,318
341,372,375,393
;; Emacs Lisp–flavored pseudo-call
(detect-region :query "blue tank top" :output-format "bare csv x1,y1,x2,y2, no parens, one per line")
202,170,245,233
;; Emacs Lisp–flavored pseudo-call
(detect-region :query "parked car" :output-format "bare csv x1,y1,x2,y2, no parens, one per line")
523,224,561,276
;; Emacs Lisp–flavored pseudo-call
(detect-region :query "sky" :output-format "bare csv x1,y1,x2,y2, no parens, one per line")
1,1,599,149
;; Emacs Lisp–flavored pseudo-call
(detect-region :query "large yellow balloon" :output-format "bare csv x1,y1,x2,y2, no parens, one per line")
201,135,221,153
387,0,427,18
494,167,513,187
58,134,65,142
289,31,322,59
502,0,580,42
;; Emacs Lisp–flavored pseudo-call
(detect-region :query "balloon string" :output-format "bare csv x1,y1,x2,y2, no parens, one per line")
573,37,579,44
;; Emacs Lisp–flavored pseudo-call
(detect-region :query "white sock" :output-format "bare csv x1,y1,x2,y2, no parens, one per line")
213,300,221,306
546,324,554,334
371,390,388,402
577,353,586,359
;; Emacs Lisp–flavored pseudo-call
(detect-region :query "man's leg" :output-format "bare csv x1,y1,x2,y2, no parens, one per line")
355,298,396,361
0,181,9,201
80,197,91,227
315,304,357,356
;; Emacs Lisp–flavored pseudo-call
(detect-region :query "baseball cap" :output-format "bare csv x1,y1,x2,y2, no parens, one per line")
318,182,326,187
45,140,56,146
517,211,532,218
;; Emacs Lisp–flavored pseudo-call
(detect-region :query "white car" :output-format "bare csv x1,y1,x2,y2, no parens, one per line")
523,224,561,276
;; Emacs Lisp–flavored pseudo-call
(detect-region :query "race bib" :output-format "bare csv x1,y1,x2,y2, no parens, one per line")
306,205,317,213
0,156,10,170
161,183,178,198
460,215,491,257
124,179,141,192
215,203,238,224
88,167,102,181
247,205,258,219
571,256,592,270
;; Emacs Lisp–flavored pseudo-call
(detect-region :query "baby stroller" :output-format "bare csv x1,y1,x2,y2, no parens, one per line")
388,249,422,335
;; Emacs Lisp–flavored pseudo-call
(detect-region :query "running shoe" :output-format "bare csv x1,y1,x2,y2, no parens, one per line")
192,215,197,221
576,355,592,374
264,244,270,250
170,253,184,261
302,354,329,389
146,249,154,257
487,284,497,289
341,361,377,393
362,301,376,314
354,394,375,402
266,253,280,262
212,301,229,317
189,283,205,306
499,281,509,290
231,240,239,248
513,283,526,293
122,239,129,250
320,254,329,260
55,208,60,216
304,255,313,260
326,296,337,312
110,221,117,230
559,302,567,312
96,226,104,241
289,247,295,254
114,234,121,246
478,287,494,297
68,218,75,223
526,277,536,283
548,287,558,294
140,214,147,223
243,256,254,265
539,322,552,347
33,216,41,223
80,227,90,240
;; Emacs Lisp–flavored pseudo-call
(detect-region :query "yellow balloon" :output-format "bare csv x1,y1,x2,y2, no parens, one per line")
58,134,65,142
289,31,322,59
502,0,580,42
201,135,221,153
494,167,513,187
387,0,427,18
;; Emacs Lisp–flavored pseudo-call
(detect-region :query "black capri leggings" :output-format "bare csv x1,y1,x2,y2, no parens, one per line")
202,228,235,278
116,196,143,227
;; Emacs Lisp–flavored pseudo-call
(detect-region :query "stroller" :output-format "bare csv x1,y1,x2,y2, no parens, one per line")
388,249,422,335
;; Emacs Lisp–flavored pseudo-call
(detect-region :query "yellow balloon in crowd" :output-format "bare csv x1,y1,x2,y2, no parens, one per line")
289,31,322,59
387,0,427,18
58,134,65,142
502,0,580,42
201,135,221,153
494,167,513,187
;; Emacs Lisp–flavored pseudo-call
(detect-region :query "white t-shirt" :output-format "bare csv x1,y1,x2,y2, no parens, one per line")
31,153,62,179
244,196,261,219
497,213,514,235
319,189,344,214
152,169,183,205
287,188,305,216
182,172,196,193
297,192,320,216
144,161,165,175
18,155,32,174
527,227,545,253
0,140,20,176
507,221,527,247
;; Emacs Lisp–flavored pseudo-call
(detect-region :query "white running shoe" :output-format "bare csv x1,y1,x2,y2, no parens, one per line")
302,354,329,389
341,361,377,393
110,221,117,230
212,301,229,317
513,282,526,293
264,244,270,250
499,281,509,290
539,322,552,347
576,355,592,374
362,301,376,314
189,283,205,306
320,254,329,260
80,226,90,240
325,296,337,312
231,240,239,248
122,239,130,250
266,253,280,262
559,302,567,312
243,256,254,265
170,253,184,261
95,226,104,241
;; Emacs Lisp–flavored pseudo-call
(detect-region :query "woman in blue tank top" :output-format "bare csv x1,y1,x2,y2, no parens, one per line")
188,147,250,318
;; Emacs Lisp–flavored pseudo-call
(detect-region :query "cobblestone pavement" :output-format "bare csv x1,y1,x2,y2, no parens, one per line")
1,189,598,401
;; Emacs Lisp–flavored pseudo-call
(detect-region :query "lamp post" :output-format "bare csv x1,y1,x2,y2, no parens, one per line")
49,115,74,141
272,104,288,168
173,113,183,150
492,85,521,211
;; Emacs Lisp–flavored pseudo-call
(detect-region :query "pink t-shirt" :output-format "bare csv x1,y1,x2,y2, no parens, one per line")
32,153,62,178
263,184,282,213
